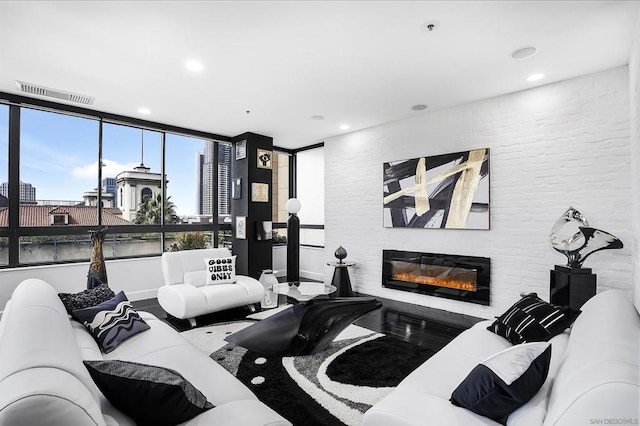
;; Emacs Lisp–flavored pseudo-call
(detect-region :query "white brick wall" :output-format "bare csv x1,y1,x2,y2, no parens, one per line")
325,66,632,320
630,9,640,311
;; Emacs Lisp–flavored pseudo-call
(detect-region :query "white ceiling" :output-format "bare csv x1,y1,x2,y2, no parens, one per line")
0,1,638,149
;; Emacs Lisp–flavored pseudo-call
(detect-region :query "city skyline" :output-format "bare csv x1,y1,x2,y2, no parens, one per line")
0,106,231,218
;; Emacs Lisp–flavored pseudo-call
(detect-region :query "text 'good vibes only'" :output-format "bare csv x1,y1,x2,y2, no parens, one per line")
208,258,233,282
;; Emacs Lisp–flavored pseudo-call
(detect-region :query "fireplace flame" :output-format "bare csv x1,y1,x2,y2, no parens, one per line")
392,273,476,292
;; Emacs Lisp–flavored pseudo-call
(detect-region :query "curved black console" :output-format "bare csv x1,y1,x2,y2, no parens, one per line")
225,296,382,356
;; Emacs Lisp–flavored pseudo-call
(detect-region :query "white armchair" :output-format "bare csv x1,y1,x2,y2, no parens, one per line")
158,248,264,327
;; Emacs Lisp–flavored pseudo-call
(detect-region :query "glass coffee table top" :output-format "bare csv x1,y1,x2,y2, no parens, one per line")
271,281,337,302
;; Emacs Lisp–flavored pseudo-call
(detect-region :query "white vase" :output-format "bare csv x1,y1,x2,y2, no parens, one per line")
259,269,279,309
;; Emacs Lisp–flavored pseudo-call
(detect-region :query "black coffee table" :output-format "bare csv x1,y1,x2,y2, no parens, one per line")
225,295,382,356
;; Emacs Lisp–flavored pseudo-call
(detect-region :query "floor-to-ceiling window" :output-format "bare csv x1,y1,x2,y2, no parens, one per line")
0,104,8,265
0,95,232,268
164,135,231,250
101,123,163,257
296,146,324,247
19,108,101,263
270,145,325,249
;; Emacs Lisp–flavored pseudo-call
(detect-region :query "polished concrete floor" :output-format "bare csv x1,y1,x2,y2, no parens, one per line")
133,291,485,347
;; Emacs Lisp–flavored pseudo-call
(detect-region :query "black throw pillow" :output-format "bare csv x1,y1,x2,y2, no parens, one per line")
487,293,580,344
84,360,214,426
450,342,551,425
58,283,115,314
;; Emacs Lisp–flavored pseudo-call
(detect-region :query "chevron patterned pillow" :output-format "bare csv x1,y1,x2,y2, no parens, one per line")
73,291,150,353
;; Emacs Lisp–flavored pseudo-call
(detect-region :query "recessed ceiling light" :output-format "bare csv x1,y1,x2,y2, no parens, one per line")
312,115,325,120
185,60,203,72
527,73,544,82
511,46,538,60
340,124,350,130
411,104,428,111
138,107,151,115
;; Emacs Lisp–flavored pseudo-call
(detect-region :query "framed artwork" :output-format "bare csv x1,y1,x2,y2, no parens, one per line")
383,148,490,229
257,148,272,169
235,140,247,160
235,216,246,239
251,182,269,202
232,178,242,199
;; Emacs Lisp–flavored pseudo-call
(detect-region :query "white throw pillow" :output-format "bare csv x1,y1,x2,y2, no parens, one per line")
204,256,237,285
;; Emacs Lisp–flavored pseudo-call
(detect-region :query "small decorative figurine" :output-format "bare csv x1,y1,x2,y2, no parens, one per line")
334,245,348,264
87,227,109,289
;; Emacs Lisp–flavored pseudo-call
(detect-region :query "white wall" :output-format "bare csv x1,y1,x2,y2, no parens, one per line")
325,67,632,320
296,147,325,226
0,257,163,314
273,245,326,281
296,147,325,246
630,9,640,312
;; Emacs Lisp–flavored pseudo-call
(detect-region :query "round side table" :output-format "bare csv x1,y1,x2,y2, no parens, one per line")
327,261,355,297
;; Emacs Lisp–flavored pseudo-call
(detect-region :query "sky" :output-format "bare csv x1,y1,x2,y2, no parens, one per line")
0,105,208,217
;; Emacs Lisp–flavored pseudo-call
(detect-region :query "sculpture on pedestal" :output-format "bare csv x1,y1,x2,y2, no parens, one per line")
549,207,623,268
87,227,109,289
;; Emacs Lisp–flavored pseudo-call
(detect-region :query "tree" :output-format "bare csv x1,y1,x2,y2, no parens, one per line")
134,193,180,224
176,232,207,250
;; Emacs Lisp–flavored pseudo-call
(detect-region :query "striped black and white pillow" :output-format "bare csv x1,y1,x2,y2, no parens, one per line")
487,293,580,344
486,307,548,344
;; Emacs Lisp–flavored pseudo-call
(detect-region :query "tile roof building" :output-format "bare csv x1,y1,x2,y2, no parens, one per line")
0,205,133,227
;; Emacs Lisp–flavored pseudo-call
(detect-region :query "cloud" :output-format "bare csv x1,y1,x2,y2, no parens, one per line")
72,159,139,180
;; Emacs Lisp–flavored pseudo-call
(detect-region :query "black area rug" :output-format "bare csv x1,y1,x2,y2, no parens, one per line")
181,321,448,426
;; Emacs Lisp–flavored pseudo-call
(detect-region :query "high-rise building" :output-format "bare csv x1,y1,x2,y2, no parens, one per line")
218,143,231,216
195,141,231,217
194,150,205,216
0,181,37,204
102,177,117,197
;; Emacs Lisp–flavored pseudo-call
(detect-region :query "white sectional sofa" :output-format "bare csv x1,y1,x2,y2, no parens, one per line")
158,248,264,327
363,289,640,426
0,278,291,426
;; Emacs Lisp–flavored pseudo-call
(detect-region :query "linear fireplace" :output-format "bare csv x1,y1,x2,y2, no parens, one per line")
382,250,490,305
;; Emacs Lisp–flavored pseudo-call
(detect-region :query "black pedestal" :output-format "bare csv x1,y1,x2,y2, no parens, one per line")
328,262,355,297
550,265,596,309
287,214,300,282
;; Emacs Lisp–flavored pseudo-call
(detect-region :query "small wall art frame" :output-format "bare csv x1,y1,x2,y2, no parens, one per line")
235,216,247,239
235,140,247,160
383,148,490,229
257,148,273,169
251,182,269,202
232,178,242,200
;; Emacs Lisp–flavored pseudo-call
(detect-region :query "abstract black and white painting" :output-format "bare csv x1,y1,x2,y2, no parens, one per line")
383,149,490,229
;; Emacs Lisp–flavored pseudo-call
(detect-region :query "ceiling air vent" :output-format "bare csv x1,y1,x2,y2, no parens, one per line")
15,81,95,105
